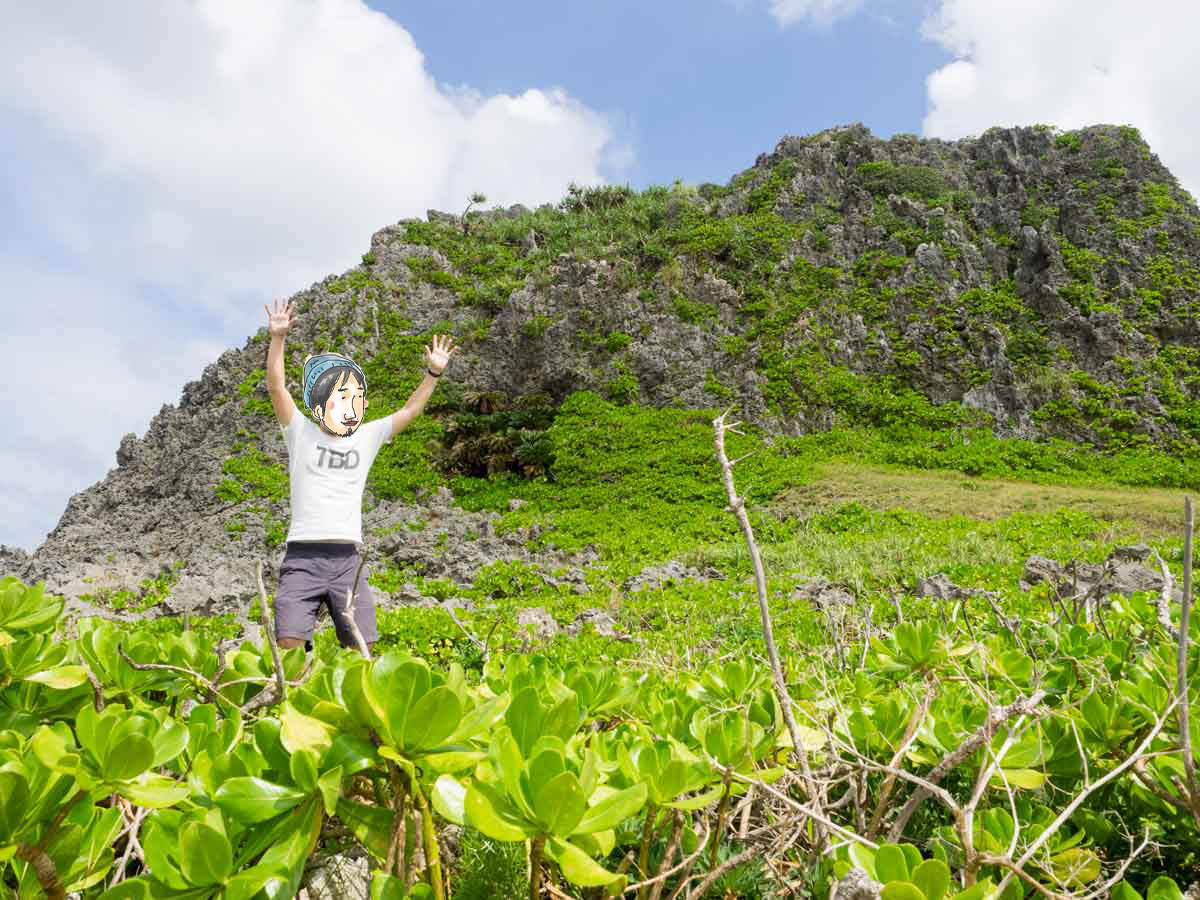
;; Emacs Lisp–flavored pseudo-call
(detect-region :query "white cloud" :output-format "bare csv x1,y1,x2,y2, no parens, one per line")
0,0,630,552
766,0,865,26
920,0,1200,200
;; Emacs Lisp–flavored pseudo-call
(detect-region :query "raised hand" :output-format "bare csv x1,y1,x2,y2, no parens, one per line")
425,334,460,375
265,298,295,338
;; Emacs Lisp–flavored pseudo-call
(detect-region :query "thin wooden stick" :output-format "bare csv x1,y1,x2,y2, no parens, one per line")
886,690,1046,842
1150,548,1180,641
993,695,1181,895
256,560,287,703
1179,497,1198,816
117,646,242,715
713,407,825,845
343,555,372,658
866,677,937,839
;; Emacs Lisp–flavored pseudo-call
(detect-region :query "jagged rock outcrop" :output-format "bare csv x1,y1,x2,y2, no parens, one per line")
9,123,1200,610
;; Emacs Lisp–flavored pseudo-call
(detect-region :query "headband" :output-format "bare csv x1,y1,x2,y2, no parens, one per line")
303,353,367,411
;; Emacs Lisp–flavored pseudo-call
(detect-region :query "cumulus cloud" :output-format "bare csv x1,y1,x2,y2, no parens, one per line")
766,0,866,26
0,0,629,551
920,0,1200,199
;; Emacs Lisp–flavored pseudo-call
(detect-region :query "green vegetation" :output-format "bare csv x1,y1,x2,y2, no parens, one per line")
13,128,1200,896
5,390,1200,894
853,160,948,202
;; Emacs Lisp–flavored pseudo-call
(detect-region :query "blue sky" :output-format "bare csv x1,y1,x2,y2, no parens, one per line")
382,0,952,190
0,1,1196,554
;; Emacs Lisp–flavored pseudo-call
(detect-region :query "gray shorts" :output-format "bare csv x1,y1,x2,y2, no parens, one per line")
275,542,378,647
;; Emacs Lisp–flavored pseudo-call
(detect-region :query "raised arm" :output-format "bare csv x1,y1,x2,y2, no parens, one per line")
385,334,460,439
264,299,297,427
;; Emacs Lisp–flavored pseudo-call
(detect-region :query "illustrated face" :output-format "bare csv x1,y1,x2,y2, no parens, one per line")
315,370,369,437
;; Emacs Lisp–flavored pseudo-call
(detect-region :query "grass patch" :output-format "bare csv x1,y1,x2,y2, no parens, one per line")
773,460,1195,539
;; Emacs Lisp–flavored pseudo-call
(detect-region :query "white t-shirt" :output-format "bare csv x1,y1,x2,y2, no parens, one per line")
279,400,394,546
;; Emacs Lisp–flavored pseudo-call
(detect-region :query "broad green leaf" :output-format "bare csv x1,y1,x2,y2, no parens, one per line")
0,771,30,843
336,798,393,863
546,836,625,889
424,750,486,773
664,784,724,811
215,777,309,823
845,842,877,879
449,693,508,743
1147,878,1185,900
150,718,189,768
574,782,647,834
912,859,952,900
32,723,78,771
507,687,544,758
104,735,155,782
289,748,319,793
465,781,533,841
317,766,343,817
1111,882,1143,900
882,884,927,900
875,844,910,882
259,798,323,900
224,864,287,900
432,774,466,826
179,822,232,886
996,768,1047,790
280,702,333,756
324,733,376,777
96,876,157,898
534,771,587,836
1048,847,1100,886
950,879,995,900
371,875,433,900
404,685,461,751
24,666,87,689
119,774,190,809
371,873,409,900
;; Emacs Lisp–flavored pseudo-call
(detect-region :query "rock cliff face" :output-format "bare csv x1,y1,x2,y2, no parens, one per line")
5,123,1199,612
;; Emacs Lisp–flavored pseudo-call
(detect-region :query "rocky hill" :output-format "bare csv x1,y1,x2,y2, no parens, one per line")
4,122,1199,615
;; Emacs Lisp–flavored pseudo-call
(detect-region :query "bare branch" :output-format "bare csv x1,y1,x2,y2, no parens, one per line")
866,677,937,839
713,409,825,845
440,604,489,662
1150,548,1180,642
1179,497,1198,814
256,560,287,703
117,645,242,716
886,690,1047,842
994,695,1181,895
343,555,371,659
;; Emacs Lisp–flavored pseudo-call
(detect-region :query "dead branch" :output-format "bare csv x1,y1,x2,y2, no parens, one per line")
440,604,489,661
886,689,1046,842
866,676,937,839
343,555,371,659
1178,497,1198,817
713,406,825,845
994,694,1181,895
109,797,149,888
719,766,877,852
256,560,287,703
117,645,242,716
1150,548,1180,642
686,845,761,900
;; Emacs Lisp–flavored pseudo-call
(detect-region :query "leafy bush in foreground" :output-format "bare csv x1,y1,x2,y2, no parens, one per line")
1,558,1198,897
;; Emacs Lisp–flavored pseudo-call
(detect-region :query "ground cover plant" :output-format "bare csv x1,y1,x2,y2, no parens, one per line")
4,388,1200,898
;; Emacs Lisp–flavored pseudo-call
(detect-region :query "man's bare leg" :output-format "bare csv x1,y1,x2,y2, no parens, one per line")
279,636,373,657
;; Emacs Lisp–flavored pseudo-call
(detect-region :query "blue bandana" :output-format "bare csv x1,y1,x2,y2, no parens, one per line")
303,353,366,411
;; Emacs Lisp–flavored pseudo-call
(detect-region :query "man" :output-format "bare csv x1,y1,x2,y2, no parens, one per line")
263,297,459,655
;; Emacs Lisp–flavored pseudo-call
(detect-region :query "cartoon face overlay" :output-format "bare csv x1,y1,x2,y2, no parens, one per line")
313,368,369,437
